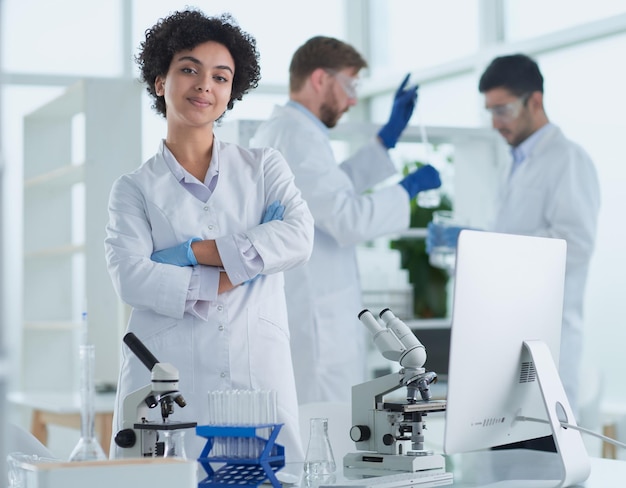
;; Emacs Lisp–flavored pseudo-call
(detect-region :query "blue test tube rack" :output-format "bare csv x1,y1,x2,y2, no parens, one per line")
196,423,285,488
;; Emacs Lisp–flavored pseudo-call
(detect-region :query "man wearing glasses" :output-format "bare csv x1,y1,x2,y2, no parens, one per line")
480,54,600,423
250,36,441,405
428,53,600,452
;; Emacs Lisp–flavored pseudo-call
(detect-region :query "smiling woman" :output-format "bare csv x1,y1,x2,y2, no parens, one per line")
154,41,238,162
135,10,260,119
104,8,314,467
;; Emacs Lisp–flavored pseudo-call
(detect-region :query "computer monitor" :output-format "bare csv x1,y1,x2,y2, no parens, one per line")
443,230,590,486
413,326,450,381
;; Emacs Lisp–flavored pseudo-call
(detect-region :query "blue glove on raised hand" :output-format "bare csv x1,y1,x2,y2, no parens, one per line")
426,221,464,255
377,74,418,149
151,237,202,267
244,200,285,285
399,164,441,200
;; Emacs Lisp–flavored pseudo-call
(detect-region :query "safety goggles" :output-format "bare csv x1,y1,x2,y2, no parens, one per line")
325,69,359,99
486,93,530,121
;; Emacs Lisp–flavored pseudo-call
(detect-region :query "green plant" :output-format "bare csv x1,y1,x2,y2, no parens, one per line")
390,161,452,318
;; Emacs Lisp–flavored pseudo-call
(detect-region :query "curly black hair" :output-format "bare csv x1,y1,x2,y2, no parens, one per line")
136,9,261,118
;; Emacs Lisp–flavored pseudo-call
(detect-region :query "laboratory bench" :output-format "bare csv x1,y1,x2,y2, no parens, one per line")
8,390,115,452
11,450,626,488
294,450,626,487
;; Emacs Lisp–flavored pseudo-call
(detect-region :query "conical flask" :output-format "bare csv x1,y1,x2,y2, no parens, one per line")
68,344,107,461
162,429,188,459
303,417,336,476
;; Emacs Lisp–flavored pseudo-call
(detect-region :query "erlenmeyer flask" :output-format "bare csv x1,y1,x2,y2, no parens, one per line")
162,430,187,459
303,417,336,476
68,344,107,461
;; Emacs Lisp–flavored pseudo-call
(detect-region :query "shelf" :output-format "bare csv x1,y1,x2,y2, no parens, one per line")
24,164,84,191
21,78,143,390
23,320,80,331
405,318,451,330
391,228,428,239
330,122,501,145
24,243,84,260
27,80,84,120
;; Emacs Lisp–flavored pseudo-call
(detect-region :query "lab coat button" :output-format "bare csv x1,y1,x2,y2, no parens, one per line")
217,305,223,311
203,206,209,211
208,225,214,230
218,324,224,331
220,372,226,378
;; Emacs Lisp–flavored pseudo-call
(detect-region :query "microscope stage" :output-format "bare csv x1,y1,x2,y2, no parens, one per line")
382,400,446,414
133,421,197,430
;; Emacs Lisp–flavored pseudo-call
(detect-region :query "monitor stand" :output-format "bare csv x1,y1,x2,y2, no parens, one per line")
522,340,591,487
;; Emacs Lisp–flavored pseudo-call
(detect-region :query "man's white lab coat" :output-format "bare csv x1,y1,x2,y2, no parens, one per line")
251,103,411,404
492,124,600,413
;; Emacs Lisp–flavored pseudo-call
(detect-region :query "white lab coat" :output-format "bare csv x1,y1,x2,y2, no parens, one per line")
105,138,314,463
491,124,600,413
250,104,411,404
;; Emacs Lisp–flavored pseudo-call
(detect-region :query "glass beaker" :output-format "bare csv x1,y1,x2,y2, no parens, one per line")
7,453,58,488
68,344,107,462
428,210,465,272
417,189,441,209
303,418,336,477
162,430,187,459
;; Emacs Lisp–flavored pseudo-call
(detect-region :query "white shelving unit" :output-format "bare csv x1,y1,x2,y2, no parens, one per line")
22,78,142,392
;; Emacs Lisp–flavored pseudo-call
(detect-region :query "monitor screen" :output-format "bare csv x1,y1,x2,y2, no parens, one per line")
416,326,450,381
444,230,566,452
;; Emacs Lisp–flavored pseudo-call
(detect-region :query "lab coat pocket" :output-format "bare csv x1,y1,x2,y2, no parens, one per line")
247,297,292,390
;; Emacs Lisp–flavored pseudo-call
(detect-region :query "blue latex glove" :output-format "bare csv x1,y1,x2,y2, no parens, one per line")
261,199,285,223
244,200,285,285
399,164,441,200
151,237,202,266
377,74,418,149
426,221,464,255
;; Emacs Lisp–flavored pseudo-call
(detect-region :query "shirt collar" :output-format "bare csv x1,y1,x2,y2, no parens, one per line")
287,100,329,135
160,139,219,186
510,122,553,165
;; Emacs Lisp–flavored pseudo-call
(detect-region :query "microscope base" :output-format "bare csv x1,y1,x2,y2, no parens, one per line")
343,452,446,474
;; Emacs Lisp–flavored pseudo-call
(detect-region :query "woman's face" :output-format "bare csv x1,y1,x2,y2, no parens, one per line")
155,40,234,129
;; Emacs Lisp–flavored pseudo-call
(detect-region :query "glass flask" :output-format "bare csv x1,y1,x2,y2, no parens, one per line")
68,344,107,461
303,417,336,477
162,430,187,459
417,189,441,208
428,210,465,272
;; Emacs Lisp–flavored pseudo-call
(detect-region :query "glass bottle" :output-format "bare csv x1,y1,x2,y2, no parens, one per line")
68,344,107,461
303,417,336,477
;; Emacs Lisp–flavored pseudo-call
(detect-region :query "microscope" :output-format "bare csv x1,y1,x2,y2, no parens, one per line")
344,308,448,474
114,332,197,458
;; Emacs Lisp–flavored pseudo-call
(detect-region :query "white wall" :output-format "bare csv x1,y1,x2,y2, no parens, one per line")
538,34,626,404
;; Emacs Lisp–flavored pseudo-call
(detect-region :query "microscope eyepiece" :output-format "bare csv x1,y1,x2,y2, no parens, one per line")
124,332,160,371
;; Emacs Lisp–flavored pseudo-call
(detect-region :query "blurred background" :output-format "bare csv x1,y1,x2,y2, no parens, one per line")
1,0,626,461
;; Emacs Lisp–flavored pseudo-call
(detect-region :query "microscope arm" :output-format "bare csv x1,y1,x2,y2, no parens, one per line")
121,385,152,430
351,372,405,439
